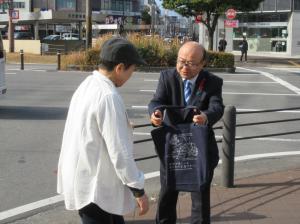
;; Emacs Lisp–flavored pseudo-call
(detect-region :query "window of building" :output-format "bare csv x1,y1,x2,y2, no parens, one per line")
277,0,291,11
13,2,25,9
263,0,276,11
103,0,110,10
294,0,300,10
238,13,288,23
111,0,131,12
56,0,76,10
255,2,263,12
92,0,101,11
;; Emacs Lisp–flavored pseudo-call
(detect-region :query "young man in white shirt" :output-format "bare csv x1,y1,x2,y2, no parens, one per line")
57,37,149,224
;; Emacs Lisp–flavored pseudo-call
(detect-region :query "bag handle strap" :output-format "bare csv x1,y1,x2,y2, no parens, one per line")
154,105,199,112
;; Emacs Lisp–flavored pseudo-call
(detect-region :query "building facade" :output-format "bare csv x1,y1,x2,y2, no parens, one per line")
0,0,144,39
199,0,300,56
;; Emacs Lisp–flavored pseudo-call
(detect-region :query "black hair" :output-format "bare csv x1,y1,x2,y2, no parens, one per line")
98,58,133,72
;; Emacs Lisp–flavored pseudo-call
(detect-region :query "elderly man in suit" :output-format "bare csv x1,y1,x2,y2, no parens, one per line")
148,41,224,224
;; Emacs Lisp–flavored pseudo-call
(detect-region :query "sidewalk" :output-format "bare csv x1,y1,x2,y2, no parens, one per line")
6,168,300,224
233,53,300,68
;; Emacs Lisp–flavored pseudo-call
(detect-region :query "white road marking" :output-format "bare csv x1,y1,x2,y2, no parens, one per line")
31,70,47,72
139,89,298,96
223,92,298,96
134,133,300,143
5,69,47,72
5,73,16,75
133,132,151,136
224,81,277,84
1,151,300,222
237,67,300,95
144,79,278,84
0,195,63,222
131,106,300,113
144,79,158,82
132,105,147,109
236,108,300,113
219,73,261,76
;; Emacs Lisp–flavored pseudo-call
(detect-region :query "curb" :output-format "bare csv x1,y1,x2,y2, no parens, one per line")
66,65,236,73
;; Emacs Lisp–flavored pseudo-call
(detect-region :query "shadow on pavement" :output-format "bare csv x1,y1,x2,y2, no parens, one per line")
0,106,68,120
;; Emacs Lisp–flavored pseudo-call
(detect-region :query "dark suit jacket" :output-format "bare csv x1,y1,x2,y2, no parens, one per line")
148,68,224,169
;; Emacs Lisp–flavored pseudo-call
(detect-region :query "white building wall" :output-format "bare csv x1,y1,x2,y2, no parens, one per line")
289,12,300,56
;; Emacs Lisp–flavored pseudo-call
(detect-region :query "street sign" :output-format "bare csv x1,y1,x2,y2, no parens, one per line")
9,10,19,19
224,20,239,28
226,8,236,20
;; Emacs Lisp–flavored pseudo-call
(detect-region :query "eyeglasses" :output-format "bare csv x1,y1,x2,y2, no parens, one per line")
177,59,200,68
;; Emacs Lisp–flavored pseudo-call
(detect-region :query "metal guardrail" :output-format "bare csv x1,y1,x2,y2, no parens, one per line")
132,106,300,188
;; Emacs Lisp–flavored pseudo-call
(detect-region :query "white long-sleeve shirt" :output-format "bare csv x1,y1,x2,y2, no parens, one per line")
57,70,144,215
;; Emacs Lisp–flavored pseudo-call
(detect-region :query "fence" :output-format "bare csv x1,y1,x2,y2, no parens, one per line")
41,40,85,55
132,106,300,188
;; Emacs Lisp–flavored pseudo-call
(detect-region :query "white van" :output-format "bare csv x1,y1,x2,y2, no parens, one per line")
62,33,79,40
0,32,6,96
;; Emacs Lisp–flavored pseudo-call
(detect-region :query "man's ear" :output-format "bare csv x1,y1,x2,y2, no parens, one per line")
115,63,125,75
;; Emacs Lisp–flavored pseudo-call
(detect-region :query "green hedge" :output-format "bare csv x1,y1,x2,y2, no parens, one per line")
206,51,234,68
62,34,235,70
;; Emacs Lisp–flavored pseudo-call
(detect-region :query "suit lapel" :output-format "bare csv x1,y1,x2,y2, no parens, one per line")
175,70,185,106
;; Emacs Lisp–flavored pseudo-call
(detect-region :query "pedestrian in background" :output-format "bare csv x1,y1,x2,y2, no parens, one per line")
239,36,248,62
218,38,227,52
148,41,224,224
57,37,149,224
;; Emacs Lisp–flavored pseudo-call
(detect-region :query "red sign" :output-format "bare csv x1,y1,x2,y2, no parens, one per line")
226,8,236,20
224,20,239,28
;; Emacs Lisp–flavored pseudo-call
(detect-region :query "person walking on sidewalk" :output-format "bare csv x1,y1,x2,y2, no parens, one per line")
148,41,224,224
218,38,227,52
57,37,149,224
239,36,248,62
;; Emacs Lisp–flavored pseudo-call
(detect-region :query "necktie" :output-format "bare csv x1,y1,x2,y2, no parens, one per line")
184,80,192,104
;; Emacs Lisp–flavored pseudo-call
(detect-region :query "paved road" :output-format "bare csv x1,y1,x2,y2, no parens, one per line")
0,63,299,219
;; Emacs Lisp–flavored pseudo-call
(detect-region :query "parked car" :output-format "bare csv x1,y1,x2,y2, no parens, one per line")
14,32,33,40
43,34,61,40
62,33,79,40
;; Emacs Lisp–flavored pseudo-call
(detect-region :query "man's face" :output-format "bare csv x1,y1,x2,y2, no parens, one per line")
176,45,205,80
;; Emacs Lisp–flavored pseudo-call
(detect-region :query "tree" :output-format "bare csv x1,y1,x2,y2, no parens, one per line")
162,0,264,50
141,6,152,25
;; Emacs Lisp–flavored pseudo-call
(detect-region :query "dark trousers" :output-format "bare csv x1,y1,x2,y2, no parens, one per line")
156,167,214,224
240,51,247,61
78,203,125,224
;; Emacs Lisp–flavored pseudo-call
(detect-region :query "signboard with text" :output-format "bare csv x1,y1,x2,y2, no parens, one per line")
224,20,239,28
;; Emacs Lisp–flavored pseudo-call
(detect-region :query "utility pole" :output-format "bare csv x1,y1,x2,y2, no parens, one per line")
85,0,92,50
150,3,154,35
8,0,14,52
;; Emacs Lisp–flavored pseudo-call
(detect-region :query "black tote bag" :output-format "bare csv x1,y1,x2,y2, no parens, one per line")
151,106,209,192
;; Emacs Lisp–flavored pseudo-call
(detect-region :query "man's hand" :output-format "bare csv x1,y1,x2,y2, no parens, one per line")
135,194,149,216
150,110,163,126
193,112,208,125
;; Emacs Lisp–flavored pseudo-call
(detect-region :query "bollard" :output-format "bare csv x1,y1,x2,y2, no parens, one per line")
221,105,236,188
20,49,24,70
57,50,61,70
